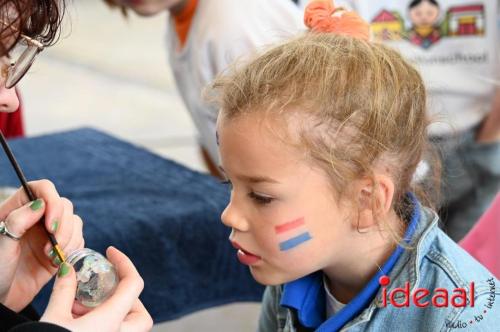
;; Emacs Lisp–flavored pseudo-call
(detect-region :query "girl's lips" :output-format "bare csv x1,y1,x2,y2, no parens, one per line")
237,249,261,265
231,241,262,266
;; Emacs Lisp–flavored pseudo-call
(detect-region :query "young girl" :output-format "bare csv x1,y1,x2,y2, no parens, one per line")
210,6,500,331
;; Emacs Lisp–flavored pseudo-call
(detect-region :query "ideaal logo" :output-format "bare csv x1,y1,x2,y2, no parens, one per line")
378,276,475,308
378,276,497,329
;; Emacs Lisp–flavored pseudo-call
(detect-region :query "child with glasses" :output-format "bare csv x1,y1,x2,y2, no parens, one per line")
103,0,303,177
210,5,500,331
0,1,152,331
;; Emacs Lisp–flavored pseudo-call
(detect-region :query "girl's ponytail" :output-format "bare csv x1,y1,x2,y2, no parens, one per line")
304,0,370,41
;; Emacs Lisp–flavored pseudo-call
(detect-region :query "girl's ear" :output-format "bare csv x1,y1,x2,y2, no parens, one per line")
354,175,395,231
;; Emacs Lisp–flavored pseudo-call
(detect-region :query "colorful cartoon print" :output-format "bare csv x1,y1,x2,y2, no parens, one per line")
369,1,486,49
446,4,485,36
408,0,441,49
371,10,405,41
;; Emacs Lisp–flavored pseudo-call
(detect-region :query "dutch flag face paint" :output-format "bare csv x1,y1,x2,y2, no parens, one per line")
275,217,312,251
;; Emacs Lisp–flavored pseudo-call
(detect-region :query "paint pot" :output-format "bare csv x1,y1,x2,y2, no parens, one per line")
66,248,118,307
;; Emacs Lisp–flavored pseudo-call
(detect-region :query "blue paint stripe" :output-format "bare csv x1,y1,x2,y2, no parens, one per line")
279,232,312,251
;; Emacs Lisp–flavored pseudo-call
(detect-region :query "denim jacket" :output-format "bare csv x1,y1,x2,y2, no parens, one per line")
258,205,500,331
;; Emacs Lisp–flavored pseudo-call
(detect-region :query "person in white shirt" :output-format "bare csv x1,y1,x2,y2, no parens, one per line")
104,0,304,177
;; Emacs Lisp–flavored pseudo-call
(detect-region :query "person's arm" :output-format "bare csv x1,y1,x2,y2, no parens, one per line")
10,322,70,332
0,180,84,312
0,303,69,332
477,88,500,143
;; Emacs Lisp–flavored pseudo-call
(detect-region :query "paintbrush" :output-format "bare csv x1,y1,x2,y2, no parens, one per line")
0,131,65,263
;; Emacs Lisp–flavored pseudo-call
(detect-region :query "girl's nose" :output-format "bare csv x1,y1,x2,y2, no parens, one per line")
221,200,250,232
0,84,19,113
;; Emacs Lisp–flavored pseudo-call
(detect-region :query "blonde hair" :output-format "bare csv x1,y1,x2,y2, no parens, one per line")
210,32,438,228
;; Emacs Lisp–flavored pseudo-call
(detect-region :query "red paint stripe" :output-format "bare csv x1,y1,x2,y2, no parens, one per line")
275,217,305,234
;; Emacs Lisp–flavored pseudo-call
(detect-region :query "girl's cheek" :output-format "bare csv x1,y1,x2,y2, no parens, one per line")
273,217,312,252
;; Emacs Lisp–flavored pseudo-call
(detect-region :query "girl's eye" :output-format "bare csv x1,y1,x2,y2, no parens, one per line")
248,192,274,205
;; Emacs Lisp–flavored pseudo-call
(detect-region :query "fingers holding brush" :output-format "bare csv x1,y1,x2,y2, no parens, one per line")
0,180,60,223
43,198,84,267
0,180,71,311
0,180,66,235
30,179,65,235
0,198,46,254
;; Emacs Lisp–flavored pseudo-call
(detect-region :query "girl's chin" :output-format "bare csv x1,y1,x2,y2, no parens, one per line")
249,267,306,286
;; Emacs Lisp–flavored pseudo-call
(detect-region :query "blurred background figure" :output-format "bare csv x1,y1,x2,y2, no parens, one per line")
18,2,200,170
102,0,303,177
460,193,500,278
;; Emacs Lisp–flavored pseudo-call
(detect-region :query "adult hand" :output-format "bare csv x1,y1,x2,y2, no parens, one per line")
41,246,153,332
0,180,84,312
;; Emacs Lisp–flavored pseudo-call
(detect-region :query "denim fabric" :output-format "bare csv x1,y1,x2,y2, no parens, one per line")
0,128,264,322
433,126,500,241
259,205,500,332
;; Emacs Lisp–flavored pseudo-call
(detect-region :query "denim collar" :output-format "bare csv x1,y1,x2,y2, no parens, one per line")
343,199,440,330
280,193,421,330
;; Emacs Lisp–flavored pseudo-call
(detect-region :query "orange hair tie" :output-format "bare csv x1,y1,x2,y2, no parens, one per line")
304,0,370,41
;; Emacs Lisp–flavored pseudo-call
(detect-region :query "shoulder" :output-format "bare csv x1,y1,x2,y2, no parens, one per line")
368,216,499,331
0,304,69,332
417,226,500,329
449,277,500,330
412,207,495,287
423,227,496,286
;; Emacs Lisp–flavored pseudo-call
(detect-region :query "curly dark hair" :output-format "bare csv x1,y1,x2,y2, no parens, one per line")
0,0,66,55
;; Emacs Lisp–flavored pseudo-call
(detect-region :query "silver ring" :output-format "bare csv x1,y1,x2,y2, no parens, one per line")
0,220,21,241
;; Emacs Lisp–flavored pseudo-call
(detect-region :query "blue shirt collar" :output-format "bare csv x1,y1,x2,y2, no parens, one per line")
280,193,420,330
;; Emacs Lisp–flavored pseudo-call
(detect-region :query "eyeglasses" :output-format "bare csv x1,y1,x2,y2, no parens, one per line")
1,33,44,89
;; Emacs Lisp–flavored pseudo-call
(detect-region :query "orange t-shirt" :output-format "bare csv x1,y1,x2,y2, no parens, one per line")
173,0,198,48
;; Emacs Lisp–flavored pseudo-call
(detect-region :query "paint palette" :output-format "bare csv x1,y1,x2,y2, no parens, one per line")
66,248,118,307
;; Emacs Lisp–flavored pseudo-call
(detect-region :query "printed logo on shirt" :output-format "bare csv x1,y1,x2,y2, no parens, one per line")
369,1,486,49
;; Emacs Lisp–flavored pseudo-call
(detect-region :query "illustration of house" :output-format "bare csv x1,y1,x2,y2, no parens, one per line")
370,10,404,41
447,4,485,36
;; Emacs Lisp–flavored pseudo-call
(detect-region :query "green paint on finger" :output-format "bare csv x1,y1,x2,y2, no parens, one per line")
58,262,70,277
29,199,43,211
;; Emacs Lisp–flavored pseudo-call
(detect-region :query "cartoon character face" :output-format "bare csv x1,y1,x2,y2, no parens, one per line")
409,0,440,27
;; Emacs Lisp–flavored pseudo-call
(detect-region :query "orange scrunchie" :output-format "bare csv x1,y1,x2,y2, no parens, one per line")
304,0,370,41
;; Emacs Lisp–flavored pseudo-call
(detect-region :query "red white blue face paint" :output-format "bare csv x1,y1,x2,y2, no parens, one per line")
275,217,312,251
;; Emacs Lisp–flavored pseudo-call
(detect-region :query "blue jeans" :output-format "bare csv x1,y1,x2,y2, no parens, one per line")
432,125,500,241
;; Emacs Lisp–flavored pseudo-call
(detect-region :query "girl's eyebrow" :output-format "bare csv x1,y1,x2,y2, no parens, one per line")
218,166,280,184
